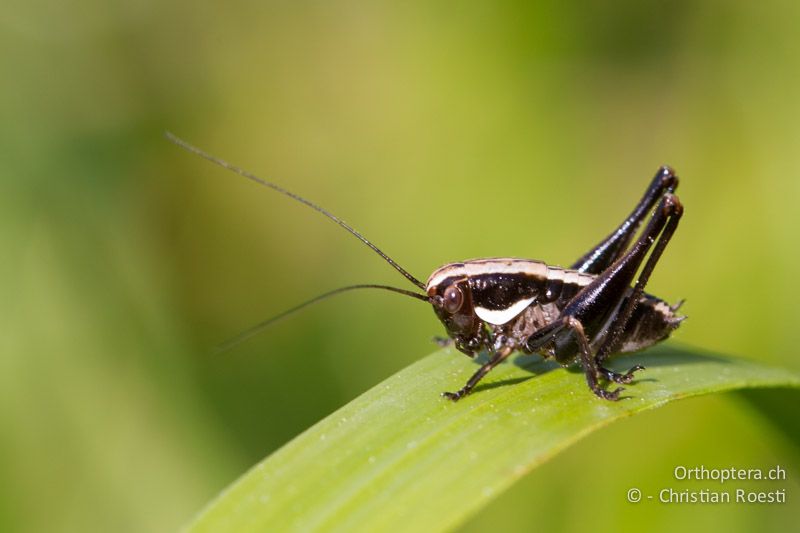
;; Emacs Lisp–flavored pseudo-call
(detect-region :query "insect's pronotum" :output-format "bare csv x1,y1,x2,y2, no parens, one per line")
168,132,685,401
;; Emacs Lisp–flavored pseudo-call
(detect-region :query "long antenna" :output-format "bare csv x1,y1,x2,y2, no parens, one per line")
216,284,429,353
166,132,426,290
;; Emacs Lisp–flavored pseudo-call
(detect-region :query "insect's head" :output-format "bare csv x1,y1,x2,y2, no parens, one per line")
426,264,486,356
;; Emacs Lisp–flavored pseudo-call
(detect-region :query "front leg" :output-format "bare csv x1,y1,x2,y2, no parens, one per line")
432,336,453,348
442,343,514,401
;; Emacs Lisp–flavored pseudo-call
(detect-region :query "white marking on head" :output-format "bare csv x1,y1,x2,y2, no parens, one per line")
475,297,536,325
426,263,466,289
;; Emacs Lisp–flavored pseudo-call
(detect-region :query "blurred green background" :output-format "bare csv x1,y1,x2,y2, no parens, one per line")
2,1,799,531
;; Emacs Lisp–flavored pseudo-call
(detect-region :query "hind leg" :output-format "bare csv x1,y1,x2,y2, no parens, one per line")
596,194,683,362
528,193,683,399
571,166,678,275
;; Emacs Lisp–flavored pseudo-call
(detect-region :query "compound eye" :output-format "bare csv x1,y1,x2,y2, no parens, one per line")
443,284,464,314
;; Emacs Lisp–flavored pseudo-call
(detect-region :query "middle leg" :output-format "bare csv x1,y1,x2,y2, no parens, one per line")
524,316,624,400
442,345,514,401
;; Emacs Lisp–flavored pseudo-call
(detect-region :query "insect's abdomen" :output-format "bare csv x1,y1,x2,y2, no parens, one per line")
615,294,684,353
542,265,684,356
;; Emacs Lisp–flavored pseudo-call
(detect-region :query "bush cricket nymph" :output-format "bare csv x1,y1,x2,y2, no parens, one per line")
168,132,685,401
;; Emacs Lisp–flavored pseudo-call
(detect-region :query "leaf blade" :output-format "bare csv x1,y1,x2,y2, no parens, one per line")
187,346,800,532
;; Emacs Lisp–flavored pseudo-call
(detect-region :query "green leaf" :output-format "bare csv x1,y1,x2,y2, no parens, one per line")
186,346,800,532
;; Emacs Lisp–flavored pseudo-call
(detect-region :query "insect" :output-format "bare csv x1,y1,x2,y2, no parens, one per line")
168,132,685,401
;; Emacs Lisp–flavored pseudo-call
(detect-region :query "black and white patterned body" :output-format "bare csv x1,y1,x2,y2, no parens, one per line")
427,166,684,400
427,258,683,365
